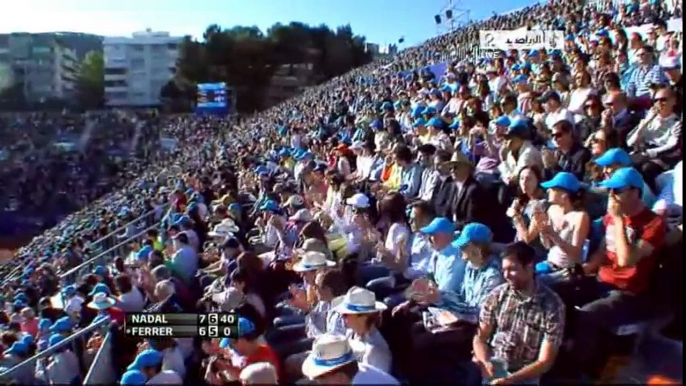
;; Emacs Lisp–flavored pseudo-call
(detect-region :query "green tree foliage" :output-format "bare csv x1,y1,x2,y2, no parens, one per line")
165,22,372,113
76,50,104,109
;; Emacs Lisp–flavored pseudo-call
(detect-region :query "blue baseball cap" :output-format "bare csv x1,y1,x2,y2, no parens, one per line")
93,265,108,276
541,172,584,193
254,165,269,175
127,349,164,371
494,116,511,127
422,106,437,116
370,120,383,129
420,217,455,235
173,215,191,227
4,341,28,356
50,317,73,333
48,333,66,347
411,105,425,119
135,245,154,261
427,117,442,128
505,119,529,138
219,318,256,348
597,167,644,190
21,334,34,345
594,148,631,167
120,370,147,386
527,50,540,58
452,223,493,248
38,318,52,331
258,200,280,213
413,118,427,127
512,74,528,84
89,283,110,297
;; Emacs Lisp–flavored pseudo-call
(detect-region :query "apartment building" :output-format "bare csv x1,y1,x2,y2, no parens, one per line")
0,33,80,102
103,30,181,107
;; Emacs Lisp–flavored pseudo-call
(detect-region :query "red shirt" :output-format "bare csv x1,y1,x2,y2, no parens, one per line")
103,306,126,326
598,207,666,294
243,344,282,381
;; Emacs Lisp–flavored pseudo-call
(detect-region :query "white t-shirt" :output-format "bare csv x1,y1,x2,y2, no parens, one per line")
544,108,574,130
162,347,186,379
352,363,400,385
148,370,183,385
117,287,146,313
384,223,411,259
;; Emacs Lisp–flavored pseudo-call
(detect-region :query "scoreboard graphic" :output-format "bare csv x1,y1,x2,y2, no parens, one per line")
125,313,239,338
197,82,227,109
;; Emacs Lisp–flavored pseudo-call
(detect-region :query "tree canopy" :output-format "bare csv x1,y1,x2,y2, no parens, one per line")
75,50,105,109
163,22,372,113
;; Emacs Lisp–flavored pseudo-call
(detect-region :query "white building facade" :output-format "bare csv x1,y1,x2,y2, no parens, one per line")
103,30,181,107
0,33,79,102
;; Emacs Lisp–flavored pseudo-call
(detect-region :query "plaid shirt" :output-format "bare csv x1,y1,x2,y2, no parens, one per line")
479,281,565,371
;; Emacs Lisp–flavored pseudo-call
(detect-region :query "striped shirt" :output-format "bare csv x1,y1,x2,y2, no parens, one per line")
626,64,667,98
439,255,504,324
306,300,347,338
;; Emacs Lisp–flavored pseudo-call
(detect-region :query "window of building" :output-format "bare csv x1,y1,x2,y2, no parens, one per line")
130,58,145,70
104,80,128,88
105,68,127,76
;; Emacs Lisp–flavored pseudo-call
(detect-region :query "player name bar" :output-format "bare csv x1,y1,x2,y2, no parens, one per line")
125,313,197,326
126,325,197,338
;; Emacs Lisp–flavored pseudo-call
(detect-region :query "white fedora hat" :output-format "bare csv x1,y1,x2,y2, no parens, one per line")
334,287,387,315
207,220,239,238
289,208,313,222
87,293,116,310
302,334,356,379
292,251,336,273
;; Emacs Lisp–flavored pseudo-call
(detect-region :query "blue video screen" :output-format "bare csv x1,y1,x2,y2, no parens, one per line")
197,83,227,109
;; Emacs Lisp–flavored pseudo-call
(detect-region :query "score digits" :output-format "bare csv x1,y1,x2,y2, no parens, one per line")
125,313,238,338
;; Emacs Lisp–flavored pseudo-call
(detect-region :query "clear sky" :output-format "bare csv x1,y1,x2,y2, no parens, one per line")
3,0,537,47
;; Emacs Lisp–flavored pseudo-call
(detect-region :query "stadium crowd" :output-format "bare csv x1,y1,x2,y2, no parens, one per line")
0,0,683,384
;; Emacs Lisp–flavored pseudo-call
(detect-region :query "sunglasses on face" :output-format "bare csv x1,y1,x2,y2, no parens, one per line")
610,187,630,195
552,132,566,139
653,97,668,103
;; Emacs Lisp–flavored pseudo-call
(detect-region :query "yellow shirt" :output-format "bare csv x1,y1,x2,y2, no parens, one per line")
283,158,296,172
383,163,402,191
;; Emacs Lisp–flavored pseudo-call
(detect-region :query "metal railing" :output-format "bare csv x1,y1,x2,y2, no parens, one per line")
1,204,166,287
86,205,166,255
0,316,111,382
84,331,117,385
60,222,160,284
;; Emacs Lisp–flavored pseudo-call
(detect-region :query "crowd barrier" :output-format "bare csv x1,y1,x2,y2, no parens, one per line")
59,222,161,285
87,205,166,255
0,316,111,382
84,331,117,385
1,204,166,287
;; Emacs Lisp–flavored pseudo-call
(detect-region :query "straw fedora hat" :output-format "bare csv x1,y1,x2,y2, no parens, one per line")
302,334,356,379
333,286,387,315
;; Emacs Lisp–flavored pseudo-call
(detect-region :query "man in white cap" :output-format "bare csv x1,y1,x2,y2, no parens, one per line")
301,334,398,385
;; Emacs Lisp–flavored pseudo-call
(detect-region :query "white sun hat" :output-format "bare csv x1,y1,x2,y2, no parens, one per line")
87,293,116,310
289,208,314,222
345,193,370,209
207,219,240,238
302,334,356,379
333,286,387,315
292,251,336,273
